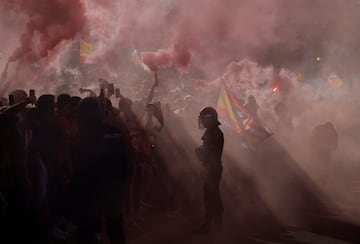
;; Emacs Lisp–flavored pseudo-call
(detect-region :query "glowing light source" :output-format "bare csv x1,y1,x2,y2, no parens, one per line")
316,57,321,62
272,86,279,92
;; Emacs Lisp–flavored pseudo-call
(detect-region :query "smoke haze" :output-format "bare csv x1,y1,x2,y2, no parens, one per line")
1,0,360,228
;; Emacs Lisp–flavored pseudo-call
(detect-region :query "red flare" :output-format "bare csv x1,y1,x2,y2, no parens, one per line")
272,86,279,92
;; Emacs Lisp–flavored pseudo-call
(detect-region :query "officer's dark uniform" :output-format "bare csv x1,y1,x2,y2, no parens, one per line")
195,107,224,232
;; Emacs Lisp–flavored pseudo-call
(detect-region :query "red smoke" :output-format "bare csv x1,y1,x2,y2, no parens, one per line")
141,50,172,72
140,39,193,72
172,41,192,70
4,0,85,63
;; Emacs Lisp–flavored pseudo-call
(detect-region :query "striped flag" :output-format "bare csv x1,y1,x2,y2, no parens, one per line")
216,83,272,148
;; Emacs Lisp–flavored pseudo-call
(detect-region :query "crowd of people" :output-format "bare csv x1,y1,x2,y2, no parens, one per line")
0,71,205,244
0,69,341,244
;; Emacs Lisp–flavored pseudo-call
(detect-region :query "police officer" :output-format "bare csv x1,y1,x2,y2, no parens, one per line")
194,107,224,233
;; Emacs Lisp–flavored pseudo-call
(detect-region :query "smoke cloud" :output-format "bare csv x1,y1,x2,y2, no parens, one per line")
0,0,85,93
1,0,360,228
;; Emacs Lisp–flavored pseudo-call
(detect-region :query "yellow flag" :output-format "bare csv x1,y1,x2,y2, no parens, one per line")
296,70,305,81
217,85,241,133
80,37,93,64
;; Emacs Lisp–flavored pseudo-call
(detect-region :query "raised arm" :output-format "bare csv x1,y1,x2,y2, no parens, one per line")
146,71,159,104
79,88,97,97
2,97,35,117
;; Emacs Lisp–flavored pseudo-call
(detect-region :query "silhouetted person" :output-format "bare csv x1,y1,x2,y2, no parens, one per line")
55,94,72,142
194,107,224,233
56,94,71,115
28,94,71,239
72,97,128,244
0,113,30,243
65,96,81,144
